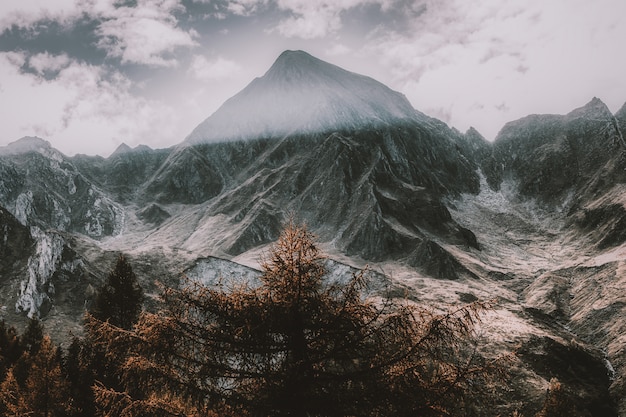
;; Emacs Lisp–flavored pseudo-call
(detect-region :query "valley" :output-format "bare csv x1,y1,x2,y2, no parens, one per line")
1,50,625,415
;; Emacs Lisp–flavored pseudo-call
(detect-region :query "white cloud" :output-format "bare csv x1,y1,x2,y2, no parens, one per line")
365,0,626,139
189,55,242,81
28,52,71,75
1,0,198,68
97,17,196,67
267,0,397,39
95,0,198,67
274,10,340,39
0,0,79,32
0,52,180,156
226,0,270,16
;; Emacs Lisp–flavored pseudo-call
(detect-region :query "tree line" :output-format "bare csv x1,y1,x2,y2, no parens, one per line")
0,223,577,416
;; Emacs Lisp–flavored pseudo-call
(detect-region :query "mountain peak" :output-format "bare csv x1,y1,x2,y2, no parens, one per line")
567,97,611,120
185,50,418,144
465,127,485,139
109,143,154,158
273,49,319,67
0,136,53,156
263,50,339,82
111,142,132,157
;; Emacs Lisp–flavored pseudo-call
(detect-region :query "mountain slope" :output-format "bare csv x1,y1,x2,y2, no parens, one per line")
0,137,124,237
0,51,625,414
489,98,626,204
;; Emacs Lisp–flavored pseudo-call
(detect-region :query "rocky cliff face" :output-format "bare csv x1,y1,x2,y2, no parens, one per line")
0,137,124,237
1,51,625,414
489,98,626,205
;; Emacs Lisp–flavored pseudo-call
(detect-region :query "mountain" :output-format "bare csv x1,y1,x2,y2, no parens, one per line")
1,50,626,414
488,97,625,204
185,50,422,143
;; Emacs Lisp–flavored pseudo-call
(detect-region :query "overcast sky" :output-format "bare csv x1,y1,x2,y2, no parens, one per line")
1,0,625,156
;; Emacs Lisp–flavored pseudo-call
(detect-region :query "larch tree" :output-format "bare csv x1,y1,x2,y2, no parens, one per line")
64,337,98,417
87,222,500,417
0,336,71,417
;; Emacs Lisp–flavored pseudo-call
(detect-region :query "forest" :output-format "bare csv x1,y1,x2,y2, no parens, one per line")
0,223,571,417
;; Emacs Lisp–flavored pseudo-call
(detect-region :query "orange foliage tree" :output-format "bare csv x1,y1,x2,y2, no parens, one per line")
87,222,498,416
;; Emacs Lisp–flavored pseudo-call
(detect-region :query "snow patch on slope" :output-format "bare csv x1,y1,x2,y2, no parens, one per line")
185,256,262,288
184,255,391,299
448,172,578,274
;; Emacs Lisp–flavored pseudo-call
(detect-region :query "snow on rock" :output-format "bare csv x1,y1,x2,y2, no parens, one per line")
184,256,262,289
183,256,391,298
15,227,65,318
14,191,34,226
83,187,125,237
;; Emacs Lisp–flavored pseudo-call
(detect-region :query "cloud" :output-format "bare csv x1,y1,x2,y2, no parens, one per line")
0,0,79,32
274,10,341,39
2,0,198,68
226,0,270,16
363,0,626,140
28,52,71,75
94,0,198,67
259,0,398,39
189,55,242,81
0,52,180,155
326,44,351,56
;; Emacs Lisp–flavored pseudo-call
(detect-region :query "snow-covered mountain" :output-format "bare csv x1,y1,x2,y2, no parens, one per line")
185,50,422,143
1,50,626,414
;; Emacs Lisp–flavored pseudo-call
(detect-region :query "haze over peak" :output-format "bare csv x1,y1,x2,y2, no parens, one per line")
0,136,55,156
185,50,419,144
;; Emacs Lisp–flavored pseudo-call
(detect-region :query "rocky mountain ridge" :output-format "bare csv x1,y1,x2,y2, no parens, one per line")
1,50,625,414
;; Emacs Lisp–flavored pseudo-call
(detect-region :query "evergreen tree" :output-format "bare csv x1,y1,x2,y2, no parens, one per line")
91,255,144,330
12,318,45,388
21,318,44,355
87,222,498,417
0,320,22,377
64,337,97,417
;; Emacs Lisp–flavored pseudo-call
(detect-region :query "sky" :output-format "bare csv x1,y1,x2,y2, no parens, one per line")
1,0,625,156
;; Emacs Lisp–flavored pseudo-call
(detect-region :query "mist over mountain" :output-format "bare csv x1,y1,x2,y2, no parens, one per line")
1,50,626,414
186,50,423,143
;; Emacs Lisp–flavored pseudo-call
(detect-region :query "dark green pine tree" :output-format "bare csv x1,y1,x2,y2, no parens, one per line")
21,318,44,355
11,318,44,387
91,255,144,330
63,337,97,417
0,320,22,377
